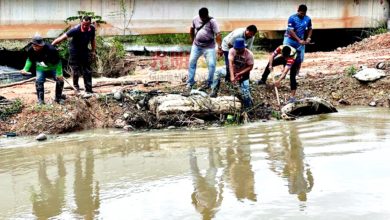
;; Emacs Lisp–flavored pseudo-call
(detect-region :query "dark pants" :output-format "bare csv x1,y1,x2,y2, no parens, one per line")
223,50,231,82
260,56,299,91
69,55,93,93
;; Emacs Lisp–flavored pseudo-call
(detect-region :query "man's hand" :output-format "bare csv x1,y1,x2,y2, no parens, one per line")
57,76,64,82
305,37,311,44
298,39,307,45
20,69,29,75
274,80,281,88
268,66,273,72
217,48,223,57
91,51,96,60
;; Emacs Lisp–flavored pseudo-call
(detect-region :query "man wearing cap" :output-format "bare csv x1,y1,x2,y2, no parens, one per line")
185,7,222,94
52,15,96,94
21,35,64,105
221,25,257,82
257,45,299,103
209,38,254,109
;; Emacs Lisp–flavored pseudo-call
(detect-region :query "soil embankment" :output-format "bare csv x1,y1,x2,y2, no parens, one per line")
1,33,390,136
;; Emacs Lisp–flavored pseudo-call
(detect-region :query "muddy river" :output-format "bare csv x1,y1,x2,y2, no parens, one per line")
1,107,389,220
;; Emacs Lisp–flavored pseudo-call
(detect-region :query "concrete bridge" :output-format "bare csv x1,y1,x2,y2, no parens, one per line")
0,0,389,39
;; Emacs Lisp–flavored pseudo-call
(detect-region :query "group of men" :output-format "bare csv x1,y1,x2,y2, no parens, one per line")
186,4,312,108
22,4,312,109
21,16,95,105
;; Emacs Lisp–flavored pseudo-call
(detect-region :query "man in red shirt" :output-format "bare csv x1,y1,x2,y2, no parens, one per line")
257,45,299,103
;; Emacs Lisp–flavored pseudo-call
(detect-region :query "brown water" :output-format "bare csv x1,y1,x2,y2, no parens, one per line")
1,107,390,220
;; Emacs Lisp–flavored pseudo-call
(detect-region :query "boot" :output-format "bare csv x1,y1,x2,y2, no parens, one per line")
36,81,45,105
209,80,220,98
54,81,65,104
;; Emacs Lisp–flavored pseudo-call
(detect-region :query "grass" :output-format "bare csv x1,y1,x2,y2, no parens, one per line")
0,99,23,120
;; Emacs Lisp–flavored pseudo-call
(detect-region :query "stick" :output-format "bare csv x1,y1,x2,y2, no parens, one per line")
271,70,281,109
0,77,36,89
63,77,78,91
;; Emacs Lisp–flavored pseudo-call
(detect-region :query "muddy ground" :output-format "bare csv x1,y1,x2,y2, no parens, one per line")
1,33,390,136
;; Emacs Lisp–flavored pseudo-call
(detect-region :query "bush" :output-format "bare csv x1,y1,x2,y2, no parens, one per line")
0,99,23,120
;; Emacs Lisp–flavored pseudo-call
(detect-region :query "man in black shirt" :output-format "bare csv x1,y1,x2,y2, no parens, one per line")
52,16,96,93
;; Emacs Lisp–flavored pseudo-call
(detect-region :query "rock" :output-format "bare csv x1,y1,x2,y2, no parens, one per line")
114,119,126,128
123,125,134,131
113,91,123,100
338,99,351,105
369,101,377,107
123,112,131,120
190,89,208,97
167,126,176,130
353,67,386,82
36,133,47,141
281,97,337,118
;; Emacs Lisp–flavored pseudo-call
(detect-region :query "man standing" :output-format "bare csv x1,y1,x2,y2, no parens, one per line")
284,4,312,74
221,25,257,82
21,35,64,105
52,16,96,94
210,38,254,109
257,45,299,103
186,7,222,94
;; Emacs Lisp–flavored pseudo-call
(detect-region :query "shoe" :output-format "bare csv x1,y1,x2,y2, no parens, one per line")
287,97,297,103
257,80,266,85
182,84,192,96
199,84,210,91
54,99,65,105
210,90,218,98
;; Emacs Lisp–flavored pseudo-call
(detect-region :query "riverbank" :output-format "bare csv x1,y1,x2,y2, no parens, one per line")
1,33,390,136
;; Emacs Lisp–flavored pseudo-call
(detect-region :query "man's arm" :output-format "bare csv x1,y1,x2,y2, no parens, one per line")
216,32,222,55
306,28,313,43
190,27,195,43
235,65,254,80
229,58,235,82
52,33,68,46
288,29,306,45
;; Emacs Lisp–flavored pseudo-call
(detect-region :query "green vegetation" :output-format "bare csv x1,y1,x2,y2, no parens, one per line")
345,65,358,76
361,21,388,38
0,99,23,120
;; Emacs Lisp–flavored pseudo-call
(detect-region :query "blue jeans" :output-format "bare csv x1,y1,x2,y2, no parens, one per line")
36,70,57,83
283,37,305,63
211,67,252,108
187,45,216,87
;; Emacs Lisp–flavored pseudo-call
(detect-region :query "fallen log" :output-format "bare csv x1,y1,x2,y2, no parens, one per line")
148,94,242,119
0,77,36,89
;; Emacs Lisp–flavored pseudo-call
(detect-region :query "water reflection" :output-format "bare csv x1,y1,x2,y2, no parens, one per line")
224,129,256,202
74,149,100,220
190,147,223,220
265,122,314,203
31,155,66,220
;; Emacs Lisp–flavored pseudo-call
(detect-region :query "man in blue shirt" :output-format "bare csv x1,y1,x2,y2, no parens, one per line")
282,4,312,102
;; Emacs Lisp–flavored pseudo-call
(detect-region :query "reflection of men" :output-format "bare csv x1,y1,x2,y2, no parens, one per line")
189,148,223,220
257,45,299,103
221,25,257,82
284,4,313,75
225,145,257,201
210,38,254,109
52,16,96,94
74,150,100,219
186,7,222,94
31,156,66,219
21,35,64,105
